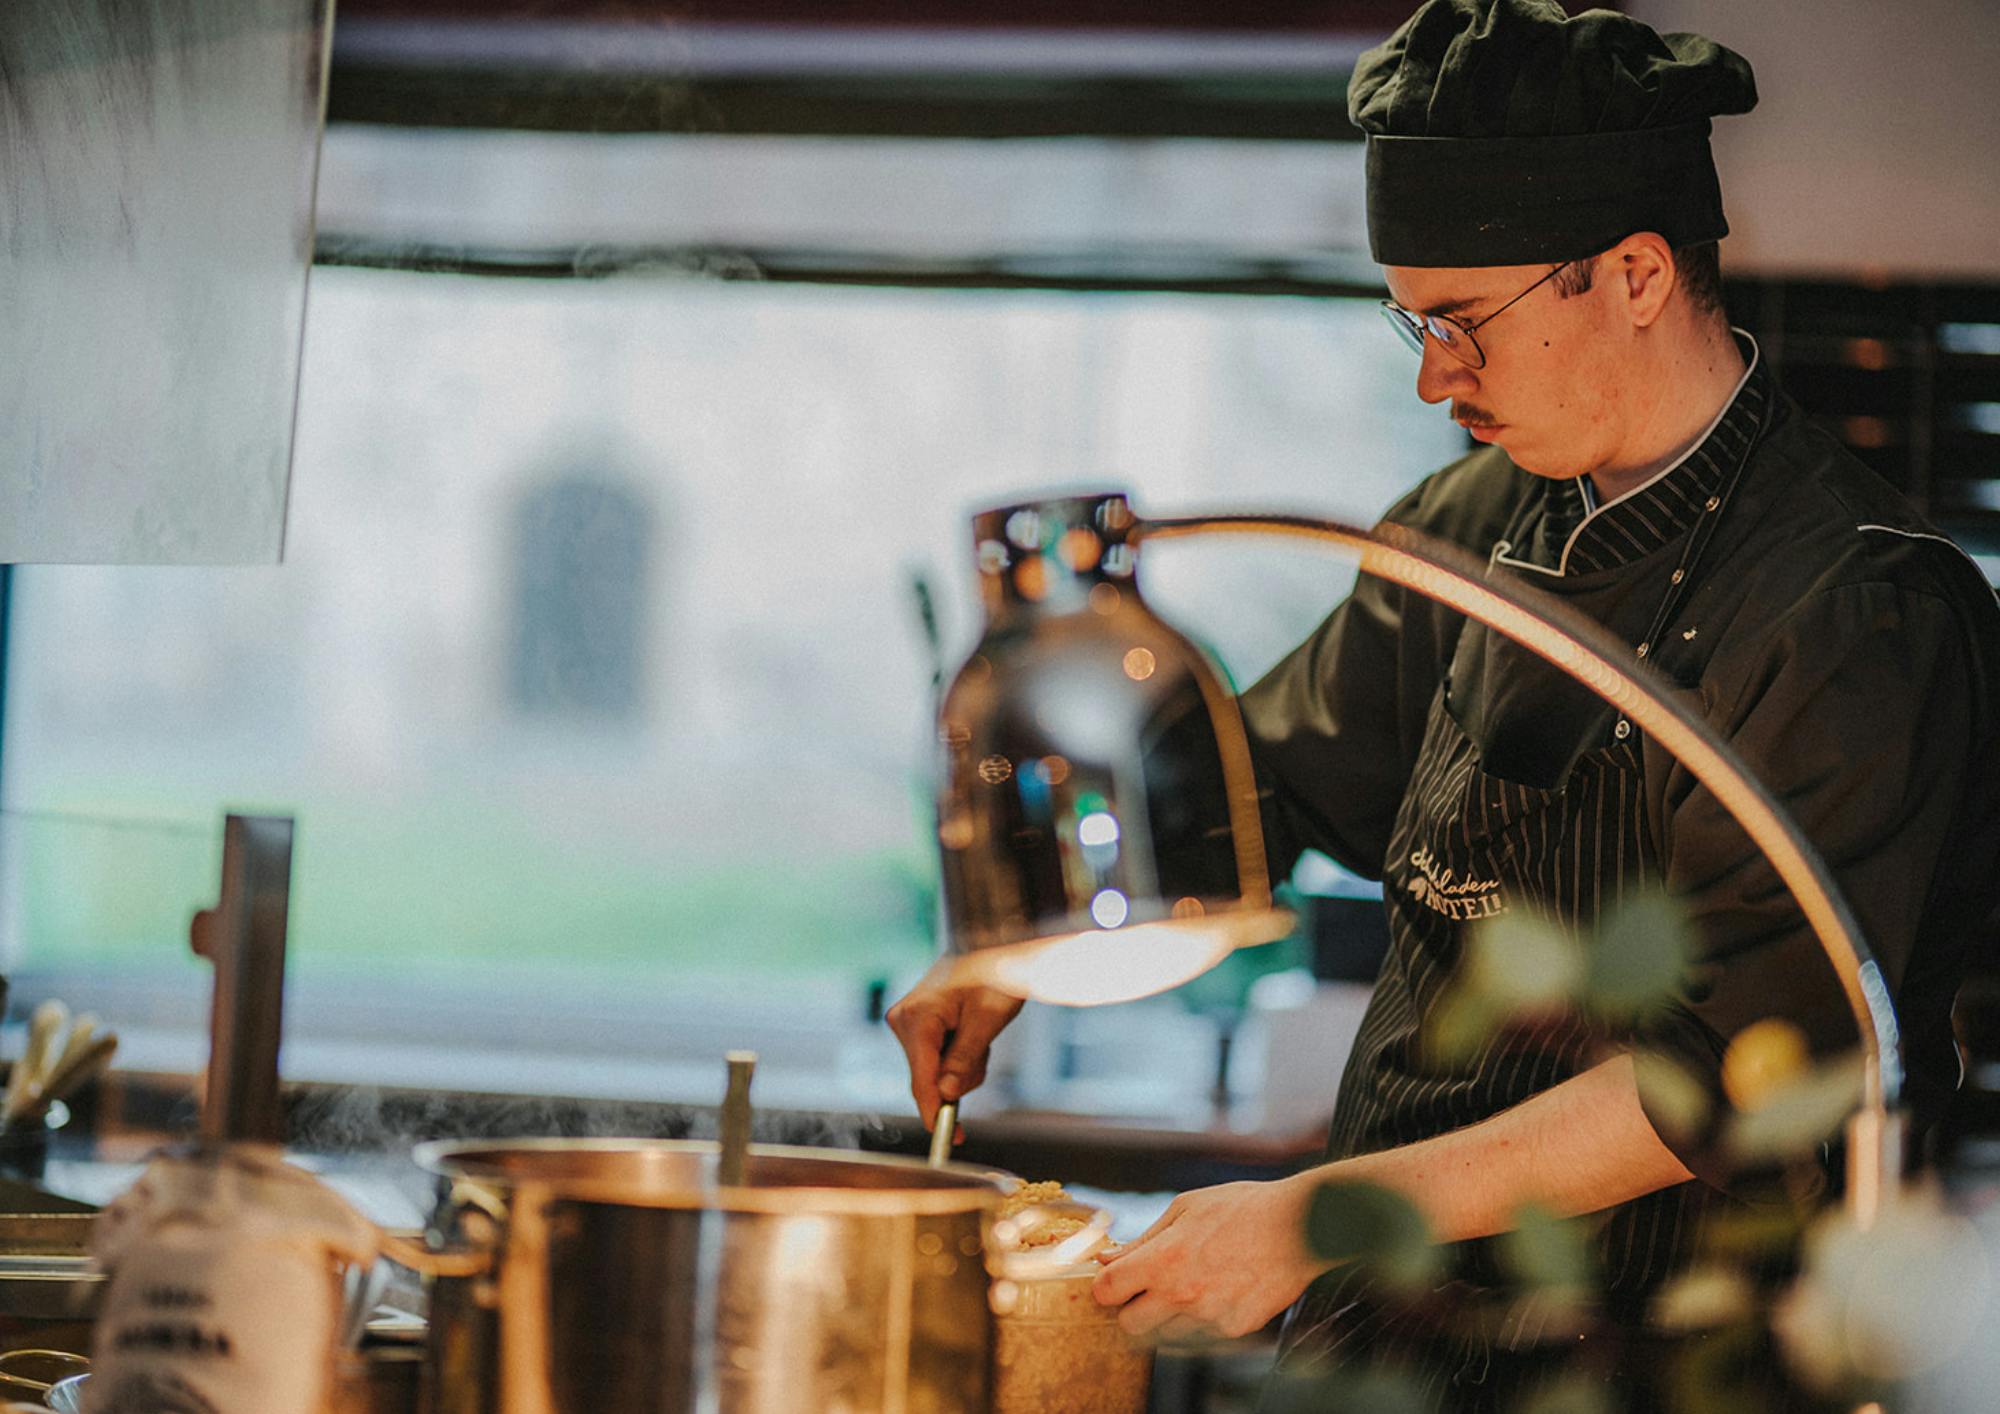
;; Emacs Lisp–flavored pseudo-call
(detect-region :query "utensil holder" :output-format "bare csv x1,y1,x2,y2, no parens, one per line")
0,1102,69,1184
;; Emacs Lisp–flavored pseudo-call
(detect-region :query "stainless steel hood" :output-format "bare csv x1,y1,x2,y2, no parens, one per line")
0,0,333,564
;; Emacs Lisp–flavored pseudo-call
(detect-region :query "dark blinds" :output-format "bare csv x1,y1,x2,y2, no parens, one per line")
1725,274,2000,541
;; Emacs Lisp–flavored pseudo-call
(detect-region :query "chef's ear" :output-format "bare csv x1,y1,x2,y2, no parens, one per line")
1609,232,1675,331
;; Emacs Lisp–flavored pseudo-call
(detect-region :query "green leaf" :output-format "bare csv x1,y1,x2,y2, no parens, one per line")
1650,1266,1756,1333
1464,910,1584,1011
1631,1049,1713,1141
1303,1179,1441,1293
1724,1054,1863,1162
1497,1203,1594,1296
1585,890,1695,1018
1424,910,1582,1063
1423,984,1504,1065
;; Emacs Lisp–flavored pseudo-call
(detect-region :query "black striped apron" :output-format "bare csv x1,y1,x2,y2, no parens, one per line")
1272,442,1768,1408
1270,674,1727,1410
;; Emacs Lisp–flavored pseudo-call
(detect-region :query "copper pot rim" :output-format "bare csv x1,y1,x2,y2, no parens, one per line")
414,1137,1012,1217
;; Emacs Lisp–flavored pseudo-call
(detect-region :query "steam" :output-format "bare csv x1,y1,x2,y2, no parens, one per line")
288,1084,894,1157
312,127,774,285
281,1084,895,1229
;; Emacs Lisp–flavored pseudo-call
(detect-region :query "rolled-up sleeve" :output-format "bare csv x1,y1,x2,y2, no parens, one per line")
1635,580,1975,1189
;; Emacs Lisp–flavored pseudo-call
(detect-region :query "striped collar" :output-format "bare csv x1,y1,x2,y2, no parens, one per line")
1501,332,1768,578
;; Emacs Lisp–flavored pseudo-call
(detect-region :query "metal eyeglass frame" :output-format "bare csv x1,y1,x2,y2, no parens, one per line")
1380,259,1575,370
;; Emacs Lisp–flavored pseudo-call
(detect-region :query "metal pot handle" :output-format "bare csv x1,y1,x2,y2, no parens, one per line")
0,1350,88,1399
374,1176,504,1280
379,1227,492,1280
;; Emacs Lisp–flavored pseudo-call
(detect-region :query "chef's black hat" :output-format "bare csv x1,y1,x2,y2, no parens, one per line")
1351,0,1757,267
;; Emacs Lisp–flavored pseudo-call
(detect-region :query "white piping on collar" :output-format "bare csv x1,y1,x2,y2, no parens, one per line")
1494,330,1761,580
1855,523,1999,597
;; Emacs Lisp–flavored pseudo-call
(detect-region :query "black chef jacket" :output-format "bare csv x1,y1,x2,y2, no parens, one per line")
1239,342,2000,1392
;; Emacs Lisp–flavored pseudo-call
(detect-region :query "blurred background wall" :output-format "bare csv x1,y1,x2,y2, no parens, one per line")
1632,0,2000,279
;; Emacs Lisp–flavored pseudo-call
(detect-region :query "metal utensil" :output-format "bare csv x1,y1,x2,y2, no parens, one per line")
0,1350,88,1405
716,1050,756,1188
45,1374,85,1414
927,1101,958,1167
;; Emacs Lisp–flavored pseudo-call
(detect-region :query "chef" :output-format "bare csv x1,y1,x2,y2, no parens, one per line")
888,0,2000,1402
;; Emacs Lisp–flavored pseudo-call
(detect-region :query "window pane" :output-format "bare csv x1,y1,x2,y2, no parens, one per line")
314,127,1370,280
0,267,1460,1079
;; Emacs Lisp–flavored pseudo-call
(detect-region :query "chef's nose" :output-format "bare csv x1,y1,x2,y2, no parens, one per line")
1415,339,1477,406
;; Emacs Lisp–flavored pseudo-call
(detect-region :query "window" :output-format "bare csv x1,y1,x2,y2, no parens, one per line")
0,130,1461,1100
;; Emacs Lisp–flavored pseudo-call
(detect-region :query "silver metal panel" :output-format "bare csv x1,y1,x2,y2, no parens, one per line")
0,0,331,563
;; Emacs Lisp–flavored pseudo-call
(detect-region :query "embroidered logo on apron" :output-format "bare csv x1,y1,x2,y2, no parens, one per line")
1405,844,1506,921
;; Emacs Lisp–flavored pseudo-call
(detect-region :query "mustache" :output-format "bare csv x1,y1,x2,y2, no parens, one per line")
1452,403,1501,428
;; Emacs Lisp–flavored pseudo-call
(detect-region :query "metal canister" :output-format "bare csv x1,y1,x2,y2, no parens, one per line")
416,1138,1005,1414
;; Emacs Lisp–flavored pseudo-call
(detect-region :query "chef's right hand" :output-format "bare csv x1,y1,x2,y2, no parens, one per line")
885,960,1025,1131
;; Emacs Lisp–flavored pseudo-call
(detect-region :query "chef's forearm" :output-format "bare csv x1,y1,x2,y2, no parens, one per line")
1308,1053,1695,1246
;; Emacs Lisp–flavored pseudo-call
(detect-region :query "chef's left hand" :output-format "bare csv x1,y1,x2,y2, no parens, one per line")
1090,1174,1326,1342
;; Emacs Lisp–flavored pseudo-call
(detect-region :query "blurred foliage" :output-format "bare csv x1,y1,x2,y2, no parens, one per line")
1288,886,1993,1412
1719,1018,1812,1112
1464,910,1586,1010
1304,1179,1443,1293
1694,1203,1810,1265
1426,910,1582,1063
1649,1266,1756,1334
1629,1049,1713,1143
1663,1321,1780,1414
1427,890,1698,1064
1584,892,1696,1020
1774,1187,1995,1395
1724,1053,1862,1164
1497,1204,1595,1302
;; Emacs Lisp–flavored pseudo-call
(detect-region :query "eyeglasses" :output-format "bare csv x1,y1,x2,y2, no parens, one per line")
1379,260,1574,371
